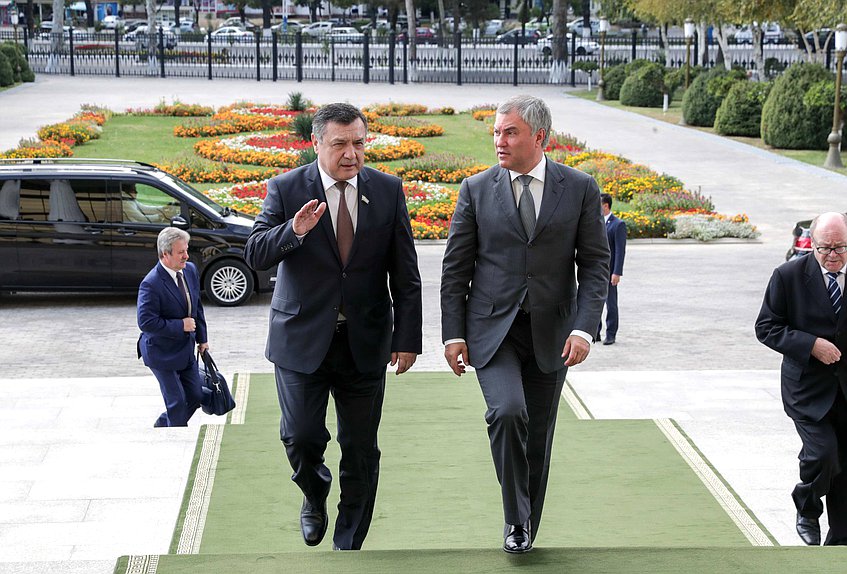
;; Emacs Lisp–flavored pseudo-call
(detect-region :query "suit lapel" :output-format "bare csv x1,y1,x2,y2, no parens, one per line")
534,159,565,239
493,167,526,240
346,169,370,267
307,162,341,263
803,254,838,322
157,263,188,315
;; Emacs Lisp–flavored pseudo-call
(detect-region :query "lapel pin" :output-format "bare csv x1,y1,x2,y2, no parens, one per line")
361,196,369,204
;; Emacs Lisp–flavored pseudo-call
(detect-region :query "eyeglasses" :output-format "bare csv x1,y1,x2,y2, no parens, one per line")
813,245,847,255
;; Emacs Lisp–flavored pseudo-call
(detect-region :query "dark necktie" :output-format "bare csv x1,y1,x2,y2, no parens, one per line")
335,181,354,265
176,271,191,316
827,271,842,316
518,175,536,239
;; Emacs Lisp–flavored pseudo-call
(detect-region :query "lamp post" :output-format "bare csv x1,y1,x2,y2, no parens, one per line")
824,23,847,169
10,8,19,43
596,18,609,101
684,18,695,89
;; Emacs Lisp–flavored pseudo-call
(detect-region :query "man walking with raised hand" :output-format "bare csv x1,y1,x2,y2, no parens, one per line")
244,103,422,551
440,95,609,553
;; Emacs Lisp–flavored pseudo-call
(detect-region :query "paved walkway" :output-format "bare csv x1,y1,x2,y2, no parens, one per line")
1,76,846,573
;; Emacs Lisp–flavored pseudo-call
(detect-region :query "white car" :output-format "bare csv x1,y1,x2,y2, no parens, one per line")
567,18,600,36
328,26,364,43
210,26,255,43
101,15,123,30
124,25,178,49
734,23,784,45
301,21,333,37
537,33,599,56
218,17,257,31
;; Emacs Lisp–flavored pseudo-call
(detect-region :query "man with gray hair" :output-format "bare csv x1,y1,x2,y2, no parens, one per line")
137,226,209,428
441,95,609,552
757,212,847,546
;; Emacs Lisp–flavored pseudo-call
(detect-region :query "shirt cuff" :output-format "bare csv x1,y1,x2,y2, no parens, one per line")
571,330,593,344
444,338,466,346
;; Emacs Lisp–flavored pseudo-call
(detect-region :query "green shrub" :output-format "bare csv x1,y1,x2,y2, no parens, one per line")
714,81,772,137
681,68,743,127
619,62,665,108
761,62,833,149
289,112,313,142
624,58,652,75
602,64,627,100
664,66,704,102
0,44,23,83
0,52,13,87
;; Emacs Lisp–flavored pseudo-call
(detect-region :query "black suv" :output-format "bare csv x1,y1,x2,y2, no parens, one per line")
0,158,275,306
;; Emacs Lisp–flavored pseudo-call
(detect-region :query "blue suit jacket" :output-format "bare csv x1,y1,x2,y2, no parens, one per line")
137,261,207,371
606,213,626,276
243,161,423,374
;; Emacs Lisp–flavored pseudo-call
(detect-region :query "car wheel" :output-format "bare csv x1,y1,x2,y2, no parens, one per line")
203,259,254,306
542,46,551,57
576,46,586,55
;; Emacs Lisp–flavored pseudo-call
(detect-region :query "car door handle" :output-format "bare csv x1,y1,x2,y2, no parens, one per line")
83,226,103,234
116,228,137,236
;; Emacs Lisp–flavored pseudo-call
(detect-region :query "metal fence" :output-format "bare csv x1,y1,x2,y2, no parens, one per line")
0,27,838,85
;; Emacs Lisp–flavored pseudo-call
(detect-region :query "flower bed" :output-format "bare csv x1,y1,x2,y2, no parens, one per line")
174,106,300,137
378,153,488,183
203,180,268,215
126,101,214,117
363,103,429,116
155,162,281,184
365,113,445,138
0,139,74,159
37,119,101,147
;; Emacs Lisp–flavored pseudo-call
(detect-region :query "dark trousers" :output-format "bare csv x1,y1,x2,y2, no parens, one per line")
793,387,847,545
151,356,204,427
274,325,387,550
475,311,566,541
598,284,619,340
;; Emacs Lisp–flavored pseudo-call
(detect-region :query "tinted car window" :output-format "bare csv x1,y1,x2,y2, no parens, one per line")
116,182,179,224
19,179,50,221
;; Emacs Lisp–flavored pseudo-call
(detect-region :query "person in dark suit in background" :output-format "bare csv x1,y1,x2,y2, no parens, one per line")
137,227,208,428
756,212,847,546
244,103,423,551
598,192,627,345
440,95,609,553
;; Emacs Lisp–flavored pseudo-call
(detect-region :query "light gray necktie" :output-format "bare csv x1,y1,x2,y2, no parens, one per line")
518,175,536,239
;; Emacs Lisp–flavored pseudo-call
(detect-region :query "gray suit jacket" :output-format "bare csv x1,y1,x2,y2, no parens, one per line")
440,159,610,373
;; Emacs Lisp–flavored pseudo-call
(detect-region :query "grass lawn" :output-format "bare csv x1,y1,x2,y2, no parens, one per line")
569,89,847,176
68,111,500,192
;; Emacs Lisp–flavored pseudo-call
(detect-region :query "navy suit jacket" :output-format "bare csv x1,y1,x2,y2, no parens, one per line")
756,253,847,422
606,213,626,277
137,261,207,371
243,161,423,374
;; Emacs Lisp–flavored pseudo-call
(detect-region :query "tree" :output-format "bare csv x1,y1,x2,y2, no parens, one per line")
790,0,847,63
83,0,94,29
405,0,417,78
717,0,795,80
45,0,65,73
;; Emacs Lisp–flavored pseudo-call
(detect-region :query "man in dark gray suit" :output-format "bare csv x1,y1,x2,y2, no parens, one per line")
440,95,609,553
244,103,422,550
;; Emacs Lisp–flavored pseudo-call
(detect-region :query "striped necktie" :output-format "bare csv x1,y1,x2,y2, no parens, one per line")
827,271,842,316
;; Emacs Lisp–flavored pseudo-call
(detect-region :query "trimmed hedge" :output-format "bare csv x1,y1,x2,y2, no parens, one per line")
761,62,833,150
0,52,13,87
714,81,772,137
619,62,665,108
0,43,34,83
602,64,627,101
681,68,744,127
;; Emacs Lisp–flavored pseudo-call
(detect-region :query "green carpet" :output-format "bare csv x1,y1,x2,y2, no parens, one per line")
168,372,753,555
116,546,847,574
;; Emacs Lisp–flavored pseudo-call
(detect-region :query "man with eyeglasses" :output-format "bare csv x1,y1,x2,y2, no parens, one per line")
756,212,847,546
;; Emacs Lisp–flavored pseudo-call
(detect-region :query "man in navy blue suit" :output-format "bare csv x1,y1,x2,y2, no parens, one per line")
137,227,209,428
244,103,422,550
598,193,626,345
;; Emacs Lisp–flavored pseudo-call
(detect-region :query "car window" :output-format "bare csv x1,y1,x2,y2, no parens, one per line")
117,182,180,224
190,207,214,229
18,178,106,223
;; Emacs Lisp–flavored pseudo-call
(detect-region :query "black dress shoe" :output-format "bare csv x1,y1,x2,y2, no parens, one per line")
603,338,615,345
796,513,821,545
300,497,328,546
503,522,532,553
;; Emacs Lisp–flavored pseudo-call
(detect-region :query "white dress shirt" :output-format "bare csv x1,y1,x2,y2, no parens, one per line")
818,262,847,293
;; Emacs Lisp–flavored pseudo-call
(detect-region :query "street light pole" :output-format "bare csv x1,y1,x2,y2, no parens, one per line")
824,23,847,170
684,18,695,90
597,18,609,101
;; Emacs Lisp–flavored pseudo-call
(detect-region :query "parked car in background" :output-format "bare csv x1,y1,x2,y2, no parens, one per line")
397,27,437,44
217,16,257,31
270,20,302,33
567,18,600,36
484,19,504,36
178,21,197,34
0,159,276,306
798,29,833,52
734,22,784,44
302,21,333,37
101,15,124,30
210,26,255,43
495,28,542,45
38,22,83,40
786,219,814,261
125,25,178,49
537,33,600,56
123,19,147,33
328,26,364,43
